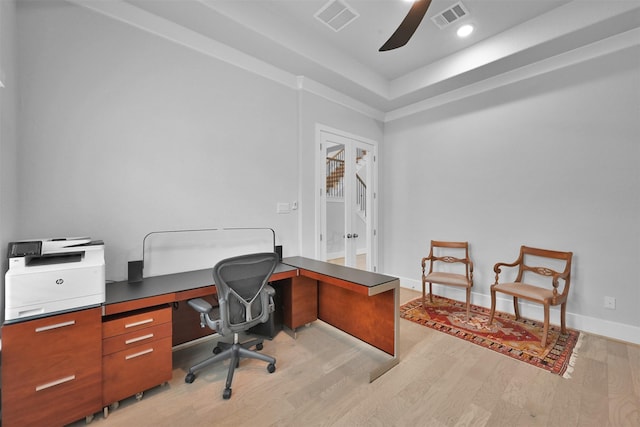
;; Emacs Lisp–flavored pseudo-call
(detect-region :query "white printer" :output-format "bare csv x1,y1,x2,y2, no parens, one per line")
4,237,105,322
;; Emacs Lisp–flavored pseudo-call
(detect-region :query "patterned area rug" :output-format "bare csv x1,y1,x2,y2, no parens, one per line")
400,295,582,377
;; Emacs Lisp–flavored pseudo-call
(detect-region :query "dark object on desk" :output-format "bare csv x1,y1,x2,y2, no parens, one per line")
128,260,143,283
184,252,279,399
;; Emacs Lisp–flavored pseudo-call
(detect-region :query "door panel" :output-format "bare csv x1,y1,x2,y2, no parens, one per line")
318,129,377,271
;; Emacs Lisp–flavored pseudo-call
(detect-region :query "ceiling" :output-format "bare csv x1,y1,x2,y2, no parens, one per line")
73,0,640,118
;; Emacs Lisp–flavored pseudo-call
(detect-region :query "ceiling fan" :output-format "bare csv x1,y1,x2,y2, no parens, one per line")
379,0,433,51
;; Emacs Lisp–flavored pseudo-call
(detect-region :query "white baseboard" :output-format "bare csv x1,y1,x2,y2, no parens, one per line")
398,276,640,345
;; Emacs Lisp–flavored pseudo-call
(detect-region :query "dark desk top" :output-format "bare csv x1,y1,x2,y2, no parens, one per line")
105,263,297,306
282,256,398,288
105,257,399,307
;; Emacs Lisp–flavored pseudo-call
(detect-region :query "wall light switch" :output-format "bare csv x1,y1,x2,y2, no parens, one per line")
277,202,290,214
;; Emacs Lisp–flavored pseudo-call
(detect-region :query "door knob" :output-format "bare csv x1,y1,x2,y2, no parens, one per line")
346,234,353,239
353,234,359,238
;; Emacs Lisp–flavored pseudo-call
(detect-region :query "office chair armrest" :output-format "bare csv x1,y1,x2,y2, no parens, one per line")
188,298,213,314
259,285,276,316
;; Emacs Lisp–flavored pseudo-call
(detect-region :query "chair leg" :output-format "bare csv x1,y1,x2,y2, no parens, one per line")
488,290,496,325
429,283,433,303
224,345,240,393
560,302,567,334
541,304,550,348
422,281,426,308
465,287,471,320
187,347,233,375
513,297,520,320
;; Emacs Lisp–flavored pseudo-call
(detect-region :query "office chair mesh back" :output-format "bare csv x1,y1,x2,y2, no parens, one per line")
213,252,278,332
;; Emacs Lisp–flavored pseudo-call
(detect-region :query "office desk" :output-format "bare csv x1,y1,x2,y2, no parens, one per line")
104,263,298,315
106,257,399,380
282,257,400,381
1,259,399,426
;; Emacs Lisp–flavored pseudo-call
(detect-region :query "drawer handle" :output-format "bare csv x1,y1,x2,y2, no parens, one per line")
125,348,154,360
35,375,76,391
125,333,154,345
35,320,76,332
125,318,154,328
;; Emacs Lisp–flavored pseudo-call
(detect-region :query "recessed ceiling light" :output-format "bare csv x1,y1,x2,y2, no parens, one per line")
457,24,474,38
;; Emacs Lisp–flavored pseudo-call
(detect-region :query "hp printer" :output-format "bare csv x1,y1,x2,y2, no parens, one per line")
4,237,105,322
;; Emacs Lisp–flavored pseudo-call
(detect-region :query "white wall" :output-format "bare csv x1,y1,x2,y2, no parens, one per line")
0,0,18,322
16,1,299,282
382,45,640,342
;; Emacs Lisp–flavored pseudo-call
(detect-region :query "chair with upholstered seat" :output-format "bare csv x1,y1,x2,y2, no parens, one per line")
184,252,279,399
421,240,474,319
489,245,573,348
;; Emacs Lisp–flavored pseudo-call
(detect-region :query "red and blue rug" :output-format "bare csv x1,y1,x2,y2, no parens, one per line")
400,295,581,377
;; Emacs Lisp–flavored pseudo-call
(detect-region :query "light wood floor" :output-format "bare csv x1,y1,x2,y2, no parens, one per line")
71,288,640,427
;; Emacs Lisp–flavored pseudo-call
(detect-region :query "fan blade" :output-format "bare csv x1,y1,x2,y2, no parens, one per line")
379,0,432,52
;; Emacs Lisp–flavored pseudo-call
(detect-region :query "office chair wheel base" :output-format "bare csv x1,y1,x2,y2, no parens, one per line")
267,363,276,373
256,342,263,351
185,372,196,384
223,388,232,399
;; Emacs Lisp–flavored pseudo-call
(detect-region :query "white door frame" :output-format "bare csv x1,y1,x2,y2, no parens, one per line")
315,124,379,272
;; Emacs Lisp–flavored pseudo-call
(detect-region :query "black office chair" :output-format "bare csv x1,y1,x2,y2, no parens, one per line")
184,252,278,399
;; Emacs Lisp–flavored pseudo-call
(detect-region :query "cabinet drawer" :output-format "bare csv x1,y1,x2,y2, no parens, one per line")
1,307,102,427
103,306,171,338
102,336,173,405
3,308,101,363
102,322,172,356
3,369,102,427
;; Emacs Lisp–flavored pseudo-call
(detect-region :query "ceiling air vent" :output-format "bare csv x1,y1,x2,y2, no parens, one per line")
315,0,359,32
431,1,469,29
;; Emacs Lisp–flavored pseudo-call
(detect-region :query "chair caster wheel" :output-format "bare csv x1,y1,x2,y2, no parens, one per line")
256,342,263,351
213,346,222,354
223,388,232,399
185,373,196,383
267,363,276,373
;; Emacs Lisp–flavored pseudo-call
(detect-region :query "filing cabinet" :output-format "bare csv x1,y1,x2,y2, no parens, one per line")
1,307,102,427
101,305,173,412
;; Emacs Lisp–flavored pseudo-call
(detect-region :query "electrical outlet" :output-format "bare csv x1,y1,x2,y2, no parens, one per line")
604,296,616,310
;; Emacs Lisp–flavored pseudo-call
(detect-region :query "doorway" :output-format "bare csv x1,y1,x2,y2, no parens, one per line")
316,125,378,271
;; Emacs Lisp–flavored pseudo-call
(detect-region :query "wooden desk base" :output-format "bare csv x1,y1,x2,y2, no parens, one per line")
280,266,400,382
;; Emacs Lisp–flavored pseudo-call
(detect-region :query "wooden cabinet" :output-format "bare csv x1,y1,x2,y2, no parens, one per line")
281,276,318,329
1,307,102,427
102,305,173,407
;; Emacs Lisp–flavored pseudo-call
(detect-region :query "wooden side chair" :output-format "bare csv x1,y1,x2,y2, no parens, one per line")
421,241,474,319
489,246,573,348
